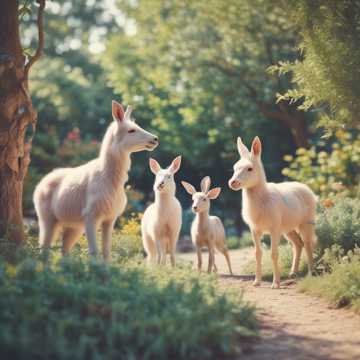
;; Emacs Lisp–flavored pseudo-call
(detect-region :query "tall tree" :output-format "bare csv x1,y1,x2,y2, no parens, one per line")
109,0,311,148
0,0,45,243
274,0,360,132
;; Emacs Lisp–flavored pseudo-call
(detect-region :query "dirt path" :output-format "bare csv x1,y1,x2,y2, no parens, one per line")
180,249,360,360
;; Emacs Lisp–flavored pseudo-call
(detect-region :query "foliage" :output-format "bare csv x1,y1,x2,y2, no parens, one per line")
227,232,254,250
315,197,360,256
282,130,360,197
242,243,307,281
0,255,257,359
273,0,360,131
103,0,310,232
113,213,144,259
299,246,360,312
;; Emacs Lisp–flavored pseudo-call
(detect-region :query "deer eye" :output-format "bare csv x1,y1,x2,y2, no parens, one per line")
248,167,253,172
128,129,136,133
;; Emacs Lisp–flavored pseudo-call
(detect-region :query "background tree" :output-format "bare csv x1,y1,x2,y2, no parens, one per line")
0,0,45,243
103,0,314,232
274,0,360,132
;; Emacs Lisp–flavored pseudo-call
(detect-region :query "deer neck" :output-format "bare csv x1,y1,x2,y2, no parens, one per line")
155,189,175,205
196,210,210,231
101,149,131,188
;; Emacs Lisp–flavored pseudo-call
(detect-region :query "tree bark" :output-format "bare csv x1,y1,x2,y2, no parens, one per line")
0,0,45,243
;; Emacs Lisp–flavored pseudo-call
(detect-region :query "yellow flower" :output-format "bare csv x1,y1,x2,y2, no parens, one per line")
35,263,44,273
296,147,306,155
281,168,290,176
5,264,17,278
335,130,345,139
283,155,293,162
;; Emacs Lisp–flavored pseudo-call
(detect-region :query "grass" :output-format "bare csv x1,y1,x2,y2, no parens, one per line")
298,247,360,312
0,227,258,360
242,242,308,281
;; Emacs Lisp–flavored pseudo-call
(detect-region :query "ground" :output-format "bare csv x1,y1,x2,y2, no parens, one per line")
180,249,360,360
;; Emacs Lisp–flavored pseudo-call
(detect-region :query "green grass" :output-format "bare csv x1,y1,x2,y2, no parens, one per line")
242,243,308,281
0,234,257,360
298,247,360,312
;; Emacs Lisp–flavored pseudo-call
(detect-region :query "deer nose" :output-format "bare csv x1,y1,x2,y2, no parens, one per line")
229,179,239,188
153,137,158,142
193,206,198,210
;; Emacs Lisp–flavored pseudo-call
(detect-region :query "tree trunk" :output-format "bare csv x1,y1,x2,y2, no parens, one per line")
0,1,38,243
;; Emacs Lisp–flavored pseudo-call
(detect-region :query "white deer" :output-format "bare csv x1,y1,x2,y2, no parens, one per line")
228,136,317,288
33,100,158,261
182,177,233,275
141,156,182,266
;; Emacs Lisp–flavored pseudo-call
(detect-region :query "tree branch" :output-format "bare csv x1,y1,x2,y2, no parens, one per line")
23,0,45,79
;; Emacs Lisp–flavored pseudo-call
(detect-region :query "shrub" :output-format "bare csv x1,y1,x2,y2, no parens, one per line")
0,256,257,359
242,243,307,281
113,213,144,259
227,232,254,250
299,246,360,312
316,197,360,255
282,130,360,198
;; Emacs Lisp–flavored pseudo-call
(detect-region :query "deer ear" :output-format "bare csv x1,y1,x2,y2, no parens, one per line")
169,155,182,174
237,137,250,158
200,176,211,193
112,100,125,122
207,187,221,200
181,181,196,195
124,105,134,121
251,136,262,157
149,158,161,174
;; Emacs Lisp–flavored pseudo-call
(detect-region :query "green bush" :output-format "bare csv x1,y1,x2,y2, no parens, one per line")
316,197,360,255
227,232,254,250
0,255,257,359
242,243,307,281
299,246,360,312
281,130,360,198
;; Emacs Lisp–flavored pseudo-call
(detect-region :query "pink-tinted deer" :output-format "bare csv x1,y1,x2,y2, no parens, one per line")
34,100,158,261
229,136,317,288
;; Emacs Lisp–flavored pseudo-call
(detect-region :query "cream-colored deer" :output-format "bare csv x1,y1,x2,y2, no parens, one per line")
34,100,158,261
182,176,233,275
229,136,317,288
141,156,182,266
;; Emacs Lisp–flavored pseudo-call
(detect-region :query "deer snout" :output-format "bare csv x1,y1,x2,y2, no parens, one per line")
229,179,241,190
149,136,158,145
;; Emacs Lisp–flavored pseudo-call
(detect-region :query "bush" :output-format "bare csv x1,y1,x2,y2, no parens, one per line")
299,246,360,312
113,213,144,259
282,130,360,198
0,256,257,359
227,232,254,250
242,243,307,281
316,197,360,255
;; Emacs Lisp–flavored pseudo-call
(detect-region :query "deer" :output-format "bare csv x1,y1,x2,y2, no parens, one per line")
141,156,182,266
228,136,317,288
182,176,233,275
33,100,158,262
